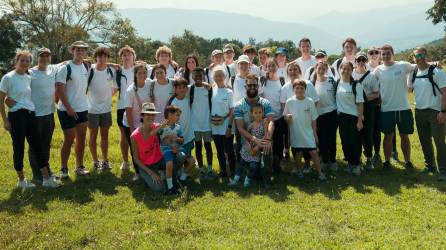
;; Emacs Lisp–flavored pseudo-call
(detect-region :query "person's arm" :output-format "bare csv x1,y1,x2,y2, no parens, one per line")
130,138,161,183
56,83,78,120
125,107,135,132
356,103,364,130
0,91,10,131
312,120,318,145
437,87,446,124
226,107,234,138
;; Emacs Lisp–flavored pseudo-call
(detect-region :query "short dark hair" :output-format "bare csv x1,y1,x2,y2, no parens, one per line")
152,63,167,73
342,37,357,48
192,67,205,75
164,105,181,119
292,79,307,89
174,77,188,87
380,44,394,55
299,37,312,47
94,47,110,58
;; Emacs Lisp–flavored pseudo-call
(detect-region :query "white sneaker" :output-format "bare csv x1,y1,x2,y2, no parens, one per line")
243,177,251,188
227,178,239,187
120,161,129,170
132,174,140,181
351,165,361,176
17,180,36,190
75,166,90,176
42,178,61,188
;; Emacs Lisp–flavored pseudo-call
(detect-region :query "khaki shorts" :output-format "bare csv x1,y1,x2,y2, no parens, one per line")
194,131,212,142
88,112,112,129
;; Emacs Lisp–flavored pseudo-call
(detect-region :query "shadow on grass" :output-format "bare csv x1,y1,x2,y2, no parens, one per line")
2,159,446,214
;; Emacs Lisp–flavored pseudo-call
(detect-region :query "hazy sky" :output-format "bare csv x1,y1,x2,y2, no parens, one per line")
112,0,433,22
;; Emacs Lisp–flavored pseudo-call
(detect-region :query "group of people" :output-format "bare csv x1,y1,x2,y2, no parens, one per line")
1,37,445,195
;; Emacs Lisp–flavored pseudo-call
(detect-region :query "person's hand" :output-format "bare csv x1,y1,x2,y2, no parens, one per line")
3,120,11,131
66,107,78,120
314,134,319,145
177,137,184,144
356,119,363,131
284,114,293,123
262,140,272,154
438,112,446,124
4,97,16,108
251,146,258,156
225,127,232,138
149,171,162,184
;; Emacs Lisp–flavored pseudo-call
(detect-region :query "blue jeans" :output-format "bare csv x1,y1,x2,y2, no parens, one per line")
235,159,261,178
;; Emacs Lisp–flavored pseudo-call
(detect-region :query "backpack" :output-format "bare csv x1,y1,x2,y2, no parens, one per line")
356,70,370,102
66,62,89,82
260,75,285,87
189,85,212,110
149,78,175,104
230,75,236,89
115,69,127,100
335,59,343,75
149,63,178,80
411,65,442,97
86,66,114,94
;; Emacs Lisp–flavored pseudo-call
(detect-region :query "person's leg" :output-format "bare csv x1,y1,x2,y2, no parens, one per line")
272,118,285,172
119,127,129,164
9,111,27,180
74,122,88,168
213,135,227,175
89,127,99,163
235,130,242,162
194,133,204,169
309,149,322,175
381,111,396,164
383,133,394,163
338,113,351,164
415,109,434,168
373,104,382,156
225,135,236,177
61,128,75,169
362,101,375,161
28,115,48,181
100,126,110,162
431,114,446,174
203,132,213,171
123,126,139,174
137,163,165,192
165,160,174,190
397,109,414,165
317,114,329,164
327,110,338,164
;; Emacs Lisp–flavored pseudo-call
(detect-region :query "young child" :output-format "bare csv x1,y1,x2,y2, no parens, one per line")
229,103,268,188
167,78,196,186
283,79,327,181
154,105,184,195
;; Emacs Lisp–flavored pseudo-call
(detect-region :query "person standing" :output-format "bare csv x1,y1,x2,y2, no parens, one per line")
56,41,91,178
332,37,358,80
409,47,446,180
294,38,317,77
0,50,60,188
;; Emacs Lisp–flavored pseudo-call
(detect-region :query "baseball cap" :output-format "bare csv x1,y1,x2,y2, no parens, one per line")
69,41,89,50
140,102,161,114
243,45,257,53
223,44,234,53
315,49,327,57
211,49,223,57
355,52,368,60
237,55,250,64
37,48,52,56
275,47,289,56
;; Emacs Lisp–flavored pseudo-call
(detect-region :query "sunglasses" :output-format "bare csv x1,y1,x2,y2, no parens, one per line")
414,54,426,59
368,50,379,55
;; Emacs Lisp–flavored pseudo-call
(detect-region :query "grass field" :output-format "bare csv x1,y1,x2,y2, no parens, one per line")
1,96,446,249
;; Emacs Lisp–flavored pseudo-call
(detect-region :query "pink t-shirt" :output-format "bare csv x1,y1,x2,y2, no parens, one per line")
130,125,163,166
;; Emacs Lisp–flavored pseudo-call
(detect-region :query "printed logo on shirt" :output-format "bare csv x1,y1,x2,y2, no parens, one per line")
394,70,402,76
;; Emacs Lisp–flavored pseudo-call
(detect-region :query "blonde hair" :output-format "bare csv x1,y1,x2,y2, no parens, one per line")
15,50,32,64
155,46,172,62
119,45,136,59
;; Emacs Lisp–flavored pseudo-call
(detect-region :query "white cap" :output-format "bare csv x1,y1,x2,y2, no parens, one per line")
237,55,250,64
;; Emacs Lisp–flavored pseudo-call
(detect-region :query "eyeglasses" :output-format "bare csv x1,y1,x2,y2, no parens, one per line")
368,50,379,55
414,54,426,59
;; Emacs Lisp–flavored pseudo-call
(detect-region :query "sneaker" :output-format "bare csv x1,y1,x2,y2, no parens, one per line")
318,173,327,181
92,162,102,171
404,161,415,170
438,172,446,182
42,178,61,188
101,161,112,170
383,161,392,170
75,166,90,176
164,188,179,196
243,177,251,188
372,154,382,166
329,162,338,172
177,176,188,188
351,165,361,176
132,174,140,181
227,179,238,187
120,161,129,170
302,164,312,174
423,165,435,174
60,168,69,179
364,160,374,171
392,151,400,162
17,179,36,190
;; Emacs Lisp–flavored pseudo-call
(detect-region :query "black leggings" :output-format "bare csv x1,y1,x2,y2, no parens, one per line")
195,140,213,168
123,126,140,174
338,112,362,166
317,110,338,163
213,134,236,177
362,100,376,158
8,109,48,172
272,117,286,170
29,114,54,180
373,103,381,155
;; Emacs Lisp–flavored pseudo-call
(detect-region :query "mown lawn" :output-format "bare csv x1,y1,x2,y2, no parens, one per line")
1,96,446,249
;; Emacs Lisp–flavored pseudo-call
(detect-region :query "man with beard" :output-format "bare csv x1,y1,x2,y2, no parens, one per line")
234,74,275,183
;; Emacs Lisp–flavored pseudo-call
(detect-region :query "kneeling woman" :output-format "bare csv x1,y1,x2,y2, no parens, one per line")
0,50,60,189
130,102,179,193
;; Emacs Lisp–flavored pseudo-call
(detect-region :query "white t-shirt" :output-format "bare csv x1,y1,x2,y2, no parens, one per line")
304,65,335,81
87,66,118,114
152,79,174,123
295,56,317,78
206,64,231,84
331,57,356,80
122,81,151,128
336,81,364,117
171,97,194,144
277,65,288,79
55,62,89,112
231,75,248,105
409,66,446,111
30,65,58,116
374,61,414,112
314,78,337,115
352,70,379,97
260,79,282,120
191,86,211,132
283,96,318,148
0,71,34,112
211,86,234,135
117,67,134,110
280,80,320,105
249,65,262,77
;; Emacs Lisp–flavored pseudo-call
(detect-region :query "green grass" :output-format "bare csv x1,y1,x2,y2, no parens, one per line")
1,96,446,249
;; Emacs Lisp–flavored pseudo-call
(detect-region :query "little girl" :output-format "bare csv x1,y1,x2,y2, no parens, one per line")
229,103,268,188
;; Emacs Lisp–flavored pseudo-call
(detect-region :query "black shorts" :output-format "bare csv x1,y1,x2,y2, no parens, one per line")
117,109,125,127
57,110,88,130
291,147,317,157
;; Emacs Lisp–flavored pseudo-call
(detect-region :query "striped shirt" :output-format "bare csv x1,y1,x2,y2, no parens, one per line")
234,96,274,127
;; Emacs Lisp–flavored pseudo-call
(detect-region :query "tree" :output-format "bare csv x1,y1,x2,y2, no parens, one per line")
427,0,446,30
0,14,21,68
0,0,116,62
